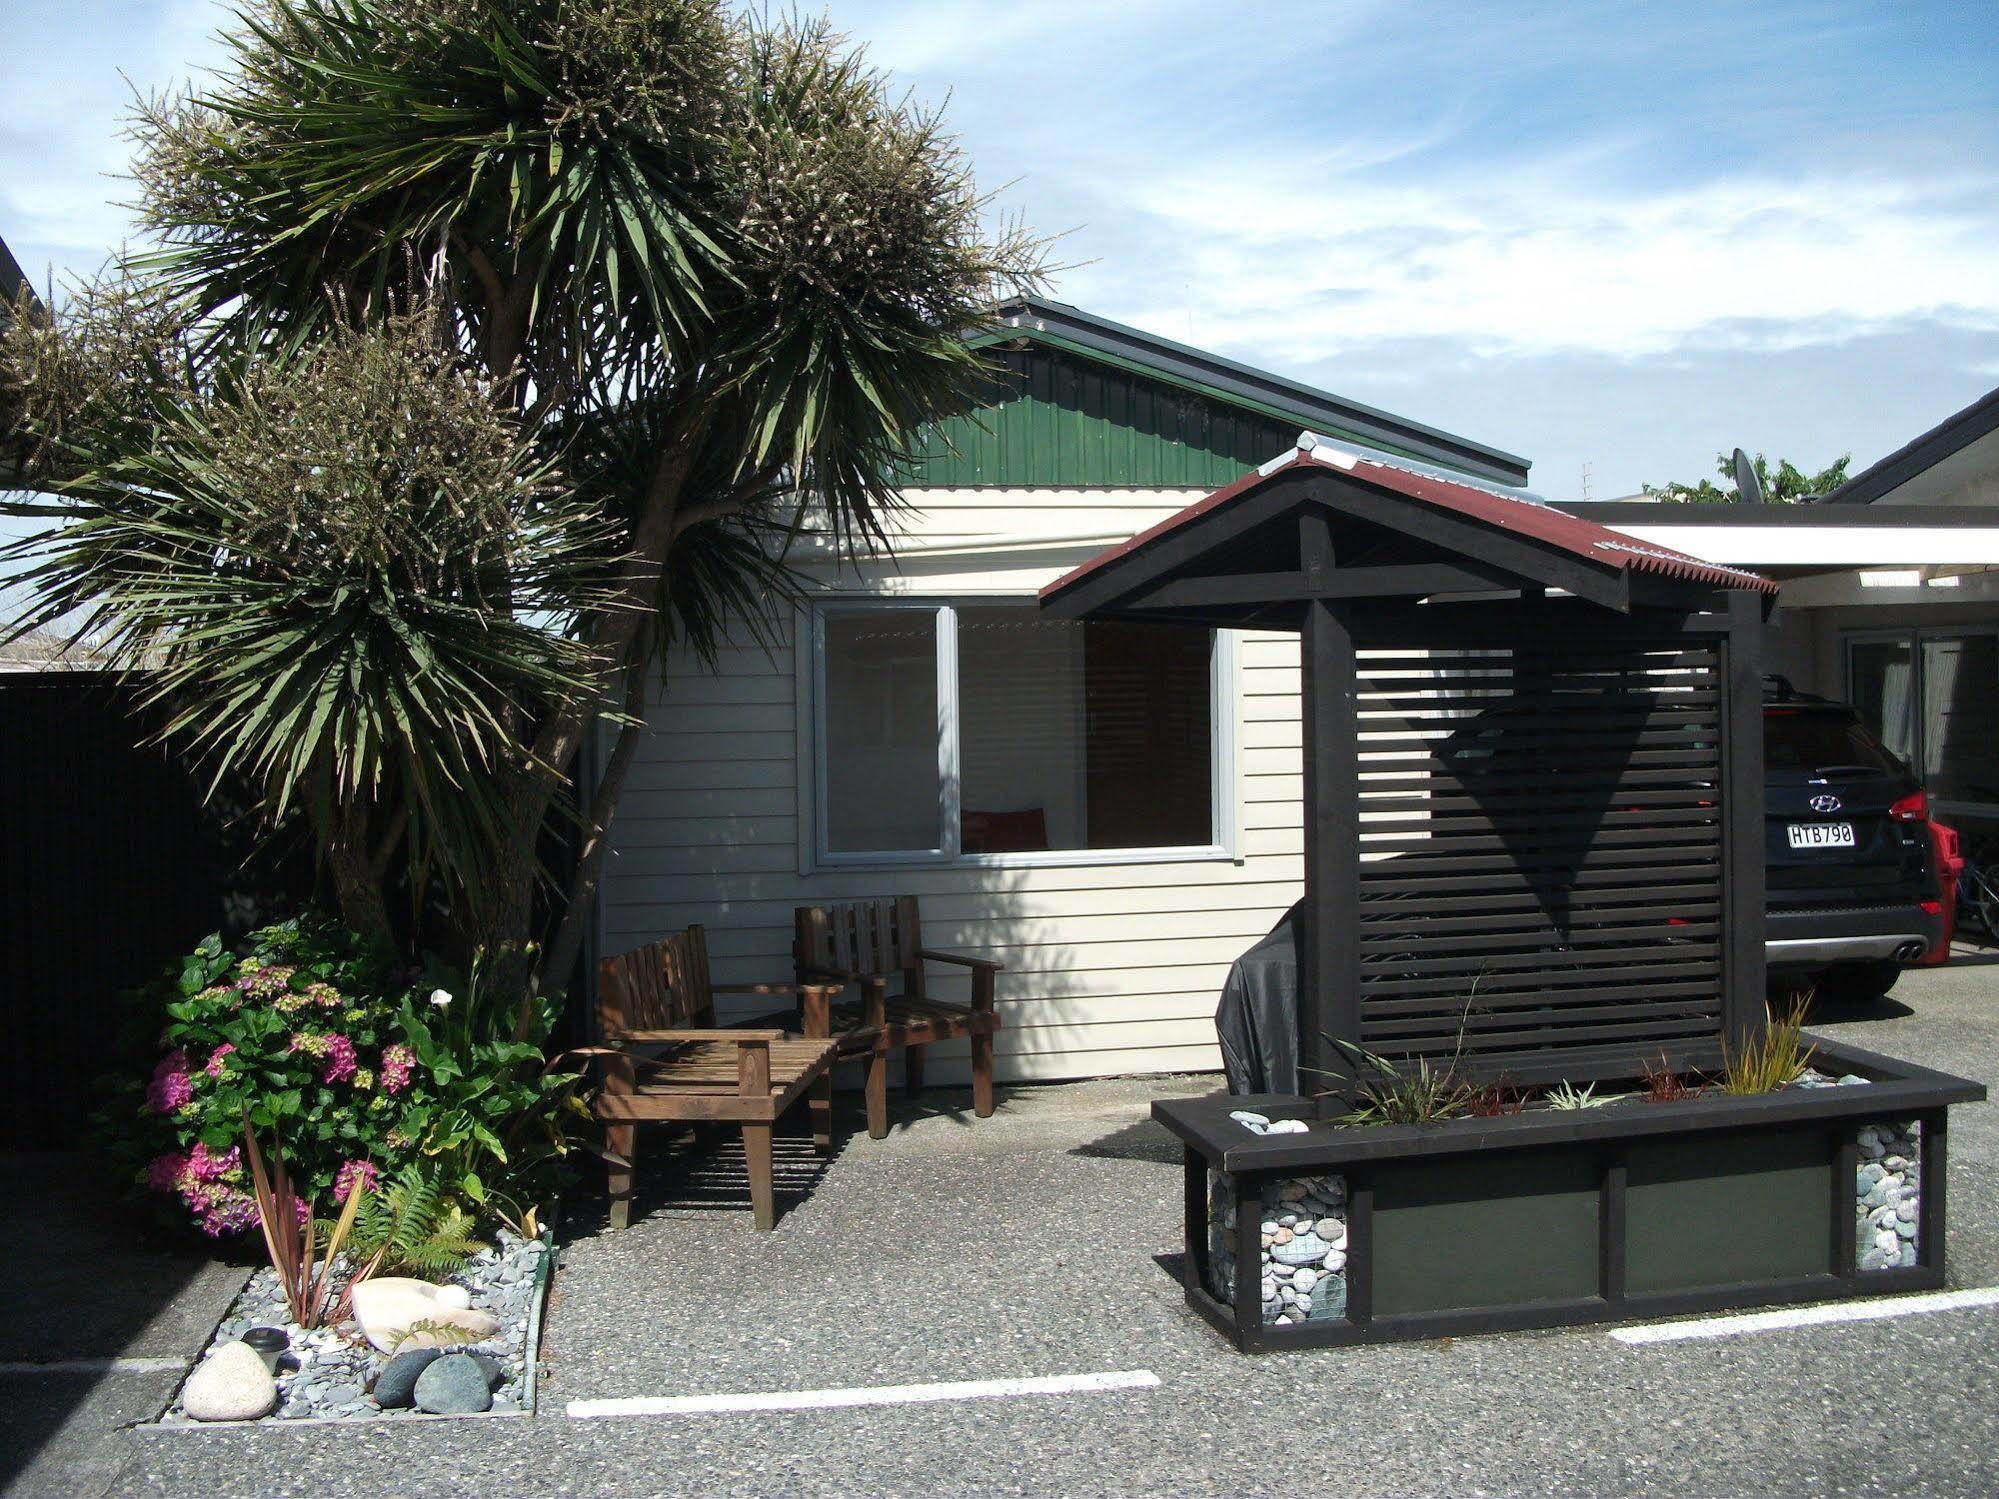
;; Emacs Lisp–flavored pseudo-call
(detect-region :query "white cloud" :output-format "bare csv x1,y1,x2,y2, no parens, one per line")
1101,157,1999,365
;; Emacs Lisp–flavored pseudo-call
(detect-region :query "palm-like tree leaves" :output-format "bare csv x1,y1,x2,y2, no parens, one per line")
2,312,618,896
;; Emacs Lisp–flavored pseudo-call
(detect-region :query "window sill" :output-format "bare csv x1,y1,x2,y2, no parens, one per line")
810,844,1240,874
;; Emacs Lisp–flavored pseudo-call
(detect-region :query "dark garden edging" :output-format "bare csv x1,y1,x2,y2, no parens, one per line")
1156,1036,1984,1352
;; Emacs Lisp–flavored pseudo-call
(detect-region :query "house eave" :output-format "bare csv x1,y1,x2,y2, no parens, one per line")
978,296,1532,487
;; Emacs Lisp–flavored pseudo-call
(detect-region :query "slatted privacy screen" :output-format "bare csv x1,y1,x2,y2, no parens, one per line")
1350,638,1725,1065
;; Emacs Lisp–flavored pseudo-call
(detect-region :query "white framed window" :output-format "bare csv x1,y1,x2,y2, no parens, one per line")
802,599,1237,869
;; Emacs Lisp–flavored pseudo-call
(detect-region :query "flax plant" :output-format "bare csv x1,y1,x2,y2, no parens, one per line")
1717,997,1818,1096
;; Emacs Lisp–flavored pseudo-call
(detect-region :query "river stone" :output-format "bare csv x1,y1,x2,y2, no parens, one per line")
371,1348,442,1409
1310,1273,1348,1320
434,1284,473,1311
1271,1231,1331,1266
351,1278,502,1354
183,1341,278,1422
414,1353,494,1415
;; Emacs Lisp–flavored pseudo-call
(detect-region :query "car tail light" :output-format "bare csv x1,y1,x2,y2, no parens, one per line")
1921,899,1943,916
1889,789,1928,823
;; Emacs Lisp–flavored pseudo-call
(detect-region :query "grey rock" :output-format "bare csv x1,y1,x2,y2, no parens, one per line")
1271,1231,1332,1267
371,1348,443,1409
1309,1274,1348,1321
491,1398,521,1415
414,1353,494,1415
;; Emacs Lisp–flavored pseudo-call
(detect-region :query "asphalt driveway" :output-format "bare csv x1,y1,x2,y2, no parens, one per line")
9,962,1999,1497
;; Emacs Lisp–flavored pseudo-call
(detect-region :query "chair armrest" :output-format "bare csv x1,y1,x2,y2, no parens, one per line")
713,982,831,996
798,965,864,983
918,947,1005,973
608,1028,787,1043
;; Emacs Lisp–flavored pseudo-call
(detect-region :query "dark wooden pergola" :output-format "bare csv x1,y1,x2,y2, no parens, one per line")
1041,441,1783,1103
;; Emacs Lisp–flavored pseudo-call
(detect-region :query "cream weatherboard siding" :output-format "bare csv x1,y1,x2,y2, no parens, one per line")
594,487,1306,1084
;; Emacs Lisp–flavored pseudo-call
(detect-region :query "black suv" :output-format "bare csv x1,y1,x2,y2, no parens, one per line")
1764,681,1939,1002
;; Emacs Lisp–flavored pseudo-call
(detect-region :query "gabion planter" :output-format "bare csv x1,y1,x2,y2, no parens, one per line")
1159,1037,1982,1352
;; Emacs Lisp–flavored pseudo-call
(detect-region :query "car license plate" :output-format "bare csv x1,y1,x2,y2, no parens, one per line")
1787,822,1855,849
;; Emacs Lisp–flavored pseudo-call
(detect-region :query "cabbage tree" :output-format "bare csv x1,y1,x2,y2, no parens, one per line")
2,0,1043,983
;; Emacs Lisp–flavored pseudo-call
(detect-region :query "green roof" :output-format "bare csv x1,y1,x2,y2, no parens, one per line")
900,297,1530,490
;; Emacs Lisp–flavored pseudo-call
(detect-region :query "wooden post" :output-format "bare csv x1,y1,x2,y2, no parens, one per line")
1299,507,1361,1114
1720,588,1768,1048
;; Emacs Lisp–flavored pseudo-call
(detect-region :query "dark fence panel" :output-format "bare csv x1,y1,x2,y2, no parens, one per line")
1349,639,1728,1068
0,673,310,1148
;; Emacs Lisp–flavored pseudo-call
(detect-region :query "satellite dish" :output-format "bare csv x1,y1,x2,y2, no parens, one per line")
1731,447,1766,505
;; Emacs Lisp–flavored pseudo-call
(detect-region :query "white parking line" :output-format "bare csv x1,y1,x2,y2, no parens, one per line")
0,1356,190,1375
1611,1286,1999,1345
566,1368,1161,1419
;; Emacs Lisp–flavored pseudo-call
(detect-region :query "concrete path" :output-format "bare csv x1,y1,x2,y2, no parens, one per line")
10,964,1999,1497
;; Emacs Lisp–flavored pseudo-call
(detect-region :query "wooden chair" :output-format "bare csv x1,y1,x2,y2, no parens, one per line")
594,926,839,1231
792,896,1002,1140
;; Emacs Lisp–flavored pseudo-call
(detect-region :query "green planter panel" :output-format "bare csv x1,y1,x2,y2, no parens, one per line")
1371,1149,1600,1316
1624,1126,1832,1294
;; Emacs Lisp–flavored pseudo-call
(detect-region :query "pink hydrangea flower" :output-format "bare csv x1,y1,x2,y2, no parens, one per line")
289,1031,327,1058
179,1142,241,1184
146,1152,185,1193
321,1034,358,1085
145,1050,194,1113
380,1043,416,1095
204,1044,236,1078
179,1180,259,1237
333,1159,378,1202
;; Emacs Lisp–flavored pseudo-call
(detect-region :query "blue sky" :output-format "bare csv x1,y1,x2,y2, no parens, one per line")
5,0,1999,499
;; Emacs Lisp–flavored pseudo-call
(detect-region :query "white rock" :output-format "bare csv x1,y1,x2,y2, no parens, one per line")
1875,1228,1901,1253
182,1341,277,1422
350,1277,501,1354
433,1284,473,1311
1267,1119,1310,1134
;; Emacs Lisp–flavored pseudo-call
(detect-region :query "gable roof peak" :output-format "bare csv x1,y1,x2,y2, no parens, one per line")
980,295,1531,487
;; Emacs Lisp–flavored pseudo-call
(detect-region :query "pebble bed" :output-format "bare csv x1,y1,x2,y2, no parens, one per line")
1207,1113,1349,1326
1855,1120,1922,1272
160,1230,547,1424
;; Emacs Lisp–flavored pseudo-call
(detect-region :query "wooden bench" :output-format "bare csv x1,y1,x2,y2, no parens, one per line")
594,926,839,1231
793,896,1002,1139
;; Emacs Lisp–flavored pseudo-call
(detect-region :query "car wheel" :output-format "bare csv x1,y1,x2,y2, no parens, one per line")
1812,959,1904,1006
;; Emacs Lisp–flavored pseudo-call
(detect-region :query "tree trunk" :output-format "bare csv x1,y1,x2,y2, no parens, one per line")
538,660,651,998
323,801,394,944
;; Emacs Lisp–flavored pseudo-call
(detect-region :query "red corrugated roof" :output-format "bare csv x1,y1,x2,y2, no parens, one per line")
1039,448,1780,603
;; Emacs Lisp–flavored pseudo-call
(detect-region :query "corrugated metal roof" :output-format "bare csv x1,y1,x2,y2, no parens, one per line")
1040,433,1780,604
978,297,1533,486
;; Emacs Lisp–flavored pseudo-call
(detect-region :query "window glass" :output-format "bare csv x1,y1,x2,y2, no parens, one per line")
1763,708,1900,774
822,609,941,853
1921,635,1999,804
1849,639,1915,764
956,608,1212,853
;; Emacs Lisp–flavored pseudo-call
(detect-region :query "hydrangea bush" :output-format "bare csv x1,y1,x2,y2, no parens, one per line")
98,911,577,1238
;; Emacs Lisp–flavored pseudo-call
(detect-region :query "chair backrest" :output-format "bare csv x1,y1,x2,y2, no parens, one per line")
599,925,716,1035
795,896,922,980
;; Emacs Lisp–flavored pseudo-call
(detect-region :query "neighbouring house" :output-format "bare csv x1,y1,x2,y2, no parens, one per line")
0,230,31,488
592,296,1535,1084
